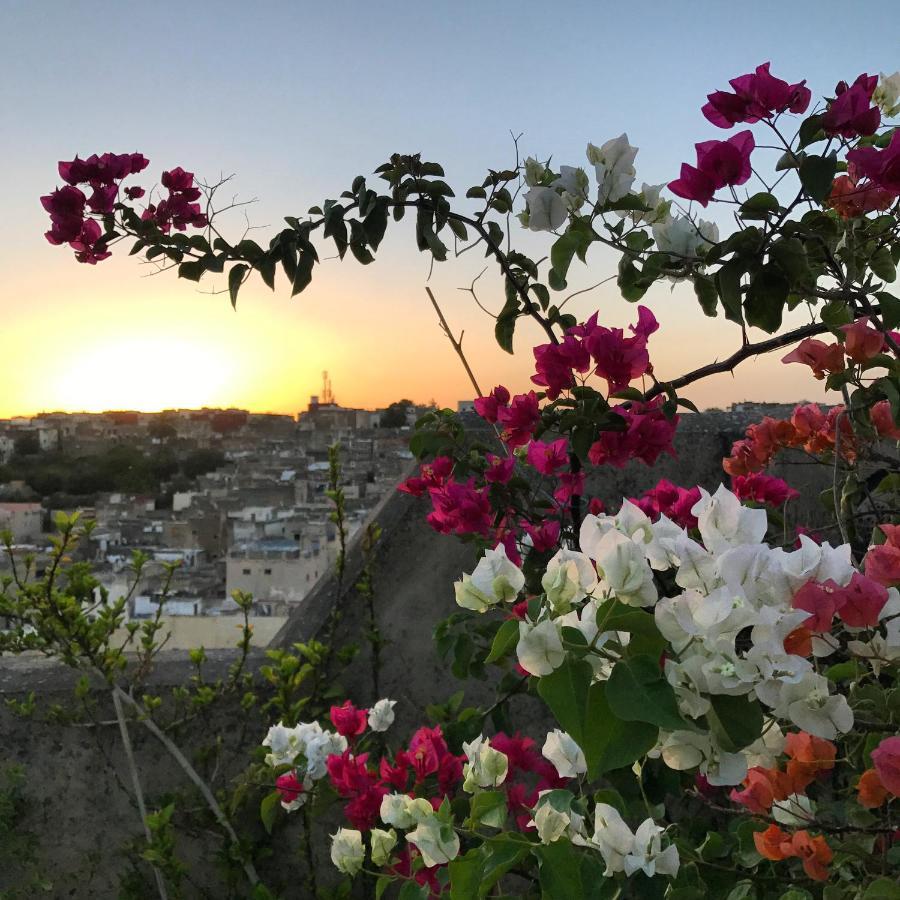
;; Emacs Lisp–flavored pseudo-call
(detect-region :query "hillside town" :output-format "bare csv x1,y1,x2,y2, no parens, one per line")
0,377,432,647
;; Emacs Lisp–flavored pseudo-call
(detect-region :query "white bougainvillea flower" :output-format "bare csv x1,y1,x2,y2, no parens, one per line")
517,618,566,676
757,672,854,740
657,731,746,785
530,790,585,845
593,529,657,607
618,182,670,226
369,828,397,867
368,698,397,732
330,828,364,875
262,722,301,767
776,535,854,592
874,70,900,116
692,485,768,554
542,729,587,779
542,548,598,612
652,214,718,259
772,794,816,827
406,814,460,867
575,802,635,874
744,721,786,769
524,186,567,231
454,544,525,613
552,165,590,210
523,156,546,187
587,134,637,205
623,819,680,878
380,794,433,829
462,735,509,791
532,800,572,844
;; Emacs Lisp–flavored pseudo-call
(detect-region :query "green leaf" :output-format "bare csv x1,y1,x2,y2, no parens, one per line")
877,292,900,329
551,230,592,281
797,114,825,149
606,655,686,731
178,260,204,282
693,274,718,317
739,192,779,220
863,877,900,899
745,265,789,333
228,264,248,309
494,291,519,354
469,790,508,828
706,694,763,752
398,882,429,900
539,659,657,777
870,246,897,283
715,259,745,324
799,154,838,203
259,790,280,835
466,186,487,199
486,619,520,664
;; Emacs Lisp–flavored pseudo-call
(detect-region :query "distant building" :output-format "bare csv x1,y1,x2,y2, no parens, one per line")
0,502,43,543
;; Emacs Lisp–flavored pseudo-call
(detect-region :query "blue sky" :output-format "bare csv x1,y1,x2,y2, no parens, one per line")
1,0,898,414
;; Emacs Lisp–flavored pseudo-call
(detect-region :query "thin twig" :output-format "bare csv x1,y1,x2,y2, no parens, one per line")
112,689,169,900
114,687,261,888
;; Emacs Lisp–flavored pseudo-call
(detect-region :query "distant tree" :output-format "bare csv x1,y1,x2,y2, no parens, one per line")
13,433,40,457
379,399,413,428
148,416,177,440
182,448,226,479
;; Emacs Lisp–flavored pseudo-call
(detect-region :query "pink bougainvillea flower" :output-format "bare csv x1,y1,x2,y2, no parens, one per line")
827,173,894,219
275,771,305,805
587,497,606,515
870,400,900,440
69,218,111,265
848,130,900,195
522,519,561,553
474,385,510,423
836,572,889,628
669,131,755,207
398,456,454,497
496,391,541,447
526,438,569,475
731,472,799,506
484,453,515,484
840,317,885,362
791,579,846,632
58,152,149,186
871,736,900,796
531,334,591,399
702,62,811,128
629,479,700,528
576,306,658,394
426,478,492,537
41,185,87,245
124,185,145,200
781,338,846,379
857,768,889,808
553,470,585,503
329,701,369,738
589,398,678,468
823,73,881,138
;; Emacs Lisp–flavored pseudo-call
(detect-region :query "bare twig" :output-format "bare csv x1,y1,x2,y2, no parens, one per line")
112,689,169,900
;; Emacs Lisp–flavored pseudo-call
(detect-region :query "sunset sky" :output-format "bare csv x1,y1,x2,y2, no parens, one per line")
2,1,898,418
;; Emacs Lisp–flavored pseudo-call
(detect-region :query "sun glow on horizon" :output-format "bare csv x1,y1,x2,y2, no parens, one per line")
48,336,234,414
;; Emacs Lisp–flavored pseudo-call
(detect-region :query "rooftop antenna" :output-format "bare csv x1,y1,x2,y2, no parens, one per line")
322,370,334,405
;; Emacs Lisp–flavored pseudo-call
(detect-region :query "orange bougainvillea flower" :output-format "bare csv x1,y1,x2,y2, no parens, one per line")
783,625,812,657
784,732,836,790
790,831,833,882
754,824,794,861
731,766,795,813
857,768,889,809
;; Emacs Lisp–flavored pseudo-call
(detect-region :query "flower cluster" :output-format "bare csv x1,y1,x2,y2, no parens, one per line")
141,166,209,233
723,403,860,476
41,152,149,263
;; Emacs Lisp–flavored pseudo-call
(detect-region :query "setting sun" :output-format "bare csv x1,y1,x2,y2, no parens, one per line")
49,336,233,412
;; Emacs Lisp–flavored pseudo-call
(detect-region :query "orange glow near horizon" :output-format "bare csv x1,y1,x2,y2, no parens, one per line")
1,237,827,421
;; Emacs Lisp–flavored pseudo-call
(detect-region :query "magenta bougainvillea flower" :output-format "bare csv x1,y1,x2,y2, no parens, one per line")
847,130,900,195
702,62,811,128
822,74,881,138
668,131,755,206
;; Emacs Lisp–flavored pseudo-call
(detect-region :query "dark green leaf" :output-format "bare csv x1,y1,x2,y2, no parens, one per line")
706,694,764,752
228,264,248,308
745,265,789,333
739,192,779,220
486,619,520,664
606,655,686,731
799,154,838,203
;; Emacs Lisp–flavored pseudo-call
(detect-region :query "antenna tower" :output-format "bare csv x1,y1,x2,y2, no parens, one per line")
322,370,334,405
